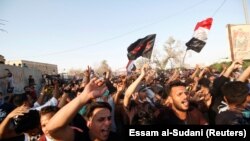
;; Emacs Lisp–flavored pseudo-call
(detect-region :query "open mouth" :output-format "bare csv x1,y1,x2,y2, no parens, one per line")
181,99,189,107
101,129,110,137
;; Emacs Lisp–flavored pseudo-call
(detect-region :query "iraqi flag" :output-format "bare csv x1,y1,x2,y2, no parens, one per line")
186,18,213,53
127,34,156,60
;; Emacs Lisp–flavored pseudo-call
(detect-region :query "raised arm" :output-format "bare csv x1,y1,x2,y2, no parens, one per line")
238,66,250,82
190,65,200,79
105,69,111,80
52,79,60,99
36,85,46,105
223,60,242,78
0,106,28,140
167,69,179,84
113,82,125,105
219,64,227,77
123,65,146,108
46,78,107,141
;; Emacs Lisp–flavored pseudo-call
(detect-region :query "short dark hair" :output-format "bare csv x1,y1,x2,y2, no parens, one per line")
198,78,211,88
40,106,59,116
85,102,112,120
14,110,40,134
222,81,249,105
12,93,28,106
8,72,12,77
166,80,186,96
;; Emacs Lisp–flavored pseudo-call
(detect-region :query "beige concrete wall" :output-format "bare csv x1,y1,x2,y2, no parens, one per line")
0,64,43,95
6,60,58,75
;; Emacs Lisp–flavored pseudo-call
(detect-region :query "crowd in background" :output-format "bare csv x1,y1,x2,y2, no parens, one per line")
0,60,250,141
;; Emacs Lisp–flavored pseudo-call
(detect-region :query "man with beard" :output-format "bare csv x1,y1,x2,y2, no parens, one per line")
156,80,208,125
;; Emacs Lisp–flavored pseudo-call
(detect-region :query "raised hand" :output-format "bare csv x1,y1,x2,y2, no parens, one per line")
140,64,148,77
231,60,243,70
83,65,91,77
80,78,107,101
6,105,29,119
116,82,125,93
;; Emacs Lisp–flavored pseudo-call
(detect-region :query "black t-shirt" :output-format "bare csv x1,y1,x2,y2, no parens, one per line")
156,106,207,125
1,135,25,141
209,75,230,124
29,78,35,86
216,110,250,125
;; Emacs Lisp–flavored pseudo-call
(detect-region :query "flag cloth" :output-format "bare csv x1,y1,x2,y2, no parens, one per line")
127,34,156,60
126,60,136,73
186,18,213,53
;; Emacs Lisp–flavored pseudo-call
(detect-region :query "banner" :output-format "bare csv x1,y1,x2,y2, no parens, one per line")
227,24,250,60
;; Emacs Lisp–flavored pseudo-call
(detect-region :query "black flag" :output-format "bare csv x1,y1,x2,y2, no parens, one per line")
127,34,156,60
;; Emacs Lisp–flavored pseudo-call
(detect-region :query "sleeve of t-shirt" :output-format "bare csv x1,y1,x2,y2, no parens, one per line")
31,97,58,111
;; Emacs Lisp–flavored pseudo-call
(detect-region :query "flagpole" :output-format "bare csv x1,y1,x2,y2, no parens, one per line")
181,49,188,69
242,0,250,24
149,47,154,66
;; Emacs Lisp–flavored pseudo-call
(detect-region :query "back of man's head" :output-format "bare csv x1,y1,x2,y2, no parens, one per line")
222,81,249,106
198,78,210,88
14,110,40,134
12,93,28,107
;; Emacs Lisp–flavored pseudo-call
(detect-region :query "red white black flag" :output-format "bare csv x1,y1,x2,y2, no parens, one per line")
186,18,213,53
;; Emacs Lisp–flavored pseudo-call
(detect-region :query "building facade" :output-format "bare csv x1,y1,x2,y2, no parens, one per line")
6,60,58,75
0,55,5,64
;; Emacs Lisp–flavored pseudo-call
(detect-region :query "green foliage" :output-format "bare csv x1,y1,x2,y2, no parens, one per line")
243,60,250,69
210,60,250,72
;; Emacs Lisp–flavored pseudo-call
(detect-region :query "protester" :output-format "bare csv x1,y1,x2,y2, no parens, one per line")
39,106,59,141
156,80,208,125
123,65,157,125
208,60,243,124
46,78,120,141
215,81,249,124
28,75,35,87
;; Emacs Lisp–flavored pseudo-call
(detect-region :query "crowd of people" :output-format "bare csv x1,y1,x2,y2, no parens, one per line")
0,60,250,141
